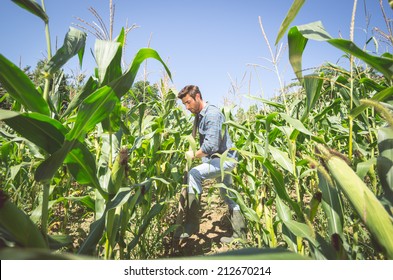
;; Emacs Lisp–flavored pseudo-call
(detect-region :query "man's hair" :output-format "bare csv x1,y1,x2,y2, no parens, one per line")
177,85,203,100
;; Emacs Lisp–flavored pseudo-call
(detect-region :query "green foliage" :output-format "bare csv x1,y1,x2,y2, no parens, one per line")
1,0,393,261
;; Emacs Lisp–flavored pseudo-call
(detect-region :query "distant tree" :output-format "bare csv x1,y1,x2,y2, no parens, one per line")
129,80,159,103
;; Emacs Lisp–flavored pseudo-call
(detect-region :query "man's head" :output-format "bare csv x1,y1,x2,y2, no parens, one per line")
178,85,204,114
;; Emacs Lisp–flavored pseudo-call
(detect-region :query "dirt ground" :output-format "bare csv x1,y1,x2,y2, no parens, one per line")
164,190,243,258
61,185,243,259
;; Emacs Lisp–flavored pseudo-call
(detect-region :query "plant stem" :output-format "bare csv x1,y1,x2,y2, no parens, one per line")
40,0,51,240
348,0,358,161
41,183,50,241
258,16,288,113
41,0,52,103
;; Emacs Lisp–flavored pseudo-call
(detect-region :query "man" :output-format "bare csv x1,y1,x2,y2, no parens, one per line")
175,85,246,243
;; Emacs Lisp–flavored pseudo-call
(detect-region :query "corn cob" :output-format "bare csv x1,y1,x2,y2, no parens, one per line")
108,148,128,195
317,144,393,259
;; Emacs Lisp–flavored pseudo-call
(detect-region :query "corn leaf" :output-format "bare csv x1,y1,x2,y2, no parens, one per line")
301,73,324,122
356,157,377,179
0,110,65,154
127,202,165,251
263,159,304,220
317,171,344,237
34,140,76,182
61,76,99,117
280,113,313,137
377,127,393,205
196,248,308,260
275,196,297,252
280,216,336,259
0,194,48,249
94,40,122,85
269,145,293,174
11,0,48,23
288,25,308,82
44,27,86,75
244,95,286,110
275,0,305,45
64,141,101,189
289,21,393,81
67,86,119,141
0,54,50,115
77,215,105,255
109,48,172,99
350,86,393,118
64,195,95,211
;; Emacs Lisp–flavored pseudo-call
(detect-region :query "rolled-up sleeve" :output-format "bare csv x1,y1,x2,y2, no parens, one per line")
200,111,223,155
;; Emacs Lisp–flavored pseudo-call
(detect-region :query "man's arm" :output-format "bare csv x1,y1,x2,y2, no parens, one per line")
185,148,208,160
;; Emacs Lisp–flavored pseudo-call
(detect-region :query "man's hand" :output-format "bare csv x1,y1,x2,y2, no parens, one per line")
185,150,195,160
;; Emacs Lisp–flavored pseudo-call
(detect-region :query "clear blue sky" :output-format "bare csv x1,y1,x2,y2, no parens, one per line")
1,0,392,109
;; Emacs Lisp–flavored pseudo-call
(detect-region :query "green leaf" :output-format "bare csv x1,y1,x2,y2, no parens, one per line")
35,139,106,198
64,141,101,190
115,28,126,47
275,196,297,252
328,38,393,80
288,25,308,82
110,48,172,99
61,76,99,117
65,195,95,211
275,0,305,45
244,95,286,110
127,202,165,251
77,215,105,255
269,145,293,174
67,86,119,141
224,120,252,133
317,172,344,237
101,99,121,132
0,110,66,154
301,73,324,122
95,40,123,85
356,157,377,179
0,194,48,249
280,113,314,137
377,127,393,204
350,86,393,118
11,0,48,23
34,140,76,182
288,21,393,81
263,159,303,221
195,247,308,260
44,27,86,75
0,54,50,115
282,218,336,259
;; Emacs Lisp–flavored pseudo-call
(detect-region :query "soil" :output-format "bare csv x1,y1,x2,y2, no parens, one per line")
58,187,243,259
164,191,243,258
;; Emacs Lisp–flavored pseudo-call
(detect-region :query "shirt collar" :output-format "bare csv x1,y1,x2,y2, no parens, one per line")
199,101,209,117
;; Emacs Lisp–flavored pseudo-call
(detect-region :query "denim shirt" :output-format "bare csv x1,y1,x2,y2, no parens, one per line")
197,103,236,161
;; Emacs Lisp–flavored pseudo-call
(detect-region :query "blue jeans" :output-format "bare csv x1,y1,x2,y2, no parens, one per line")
187,157,239,211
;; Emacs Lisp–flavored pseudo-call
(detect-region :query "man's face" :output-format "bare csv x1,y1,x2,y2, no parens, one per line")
181,93,202,115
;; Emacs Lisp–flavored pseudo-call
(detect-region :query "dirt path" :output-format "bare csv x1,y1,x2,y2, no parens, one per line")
166,191,241,257
63,186,241,258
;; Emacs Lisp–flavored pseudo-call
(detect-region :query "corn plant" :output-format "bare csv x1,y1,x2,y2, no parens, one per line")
1,0,393,261
0,0,173,259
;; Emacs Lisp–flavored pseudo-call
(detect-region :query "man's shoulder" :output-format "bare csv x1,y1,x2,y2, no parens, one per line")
203,104,224,123
205,104,222,115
